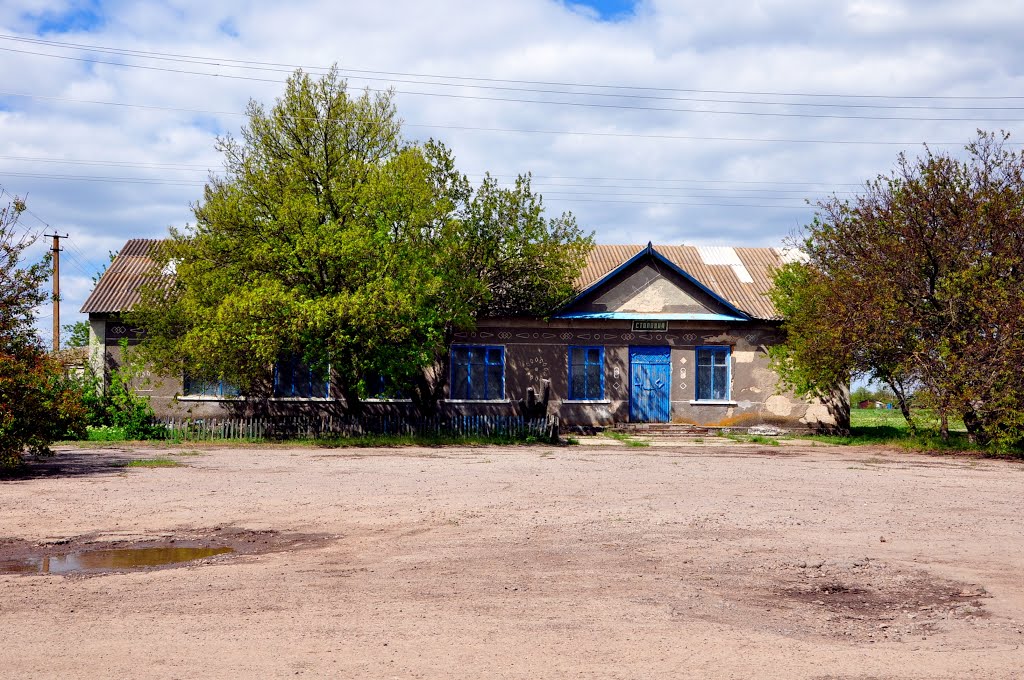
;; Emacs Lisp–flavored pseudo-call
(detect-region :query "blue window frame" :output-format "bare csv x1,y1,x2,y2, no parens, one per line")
450,346,504,400
568,346,604,400
696,346,730,401
183,374,240,398
363,371,407,400
273,355,329,398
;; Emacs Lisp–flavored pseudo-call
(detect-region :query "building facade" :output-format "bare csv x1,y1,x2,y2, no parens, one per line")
82,240,847,431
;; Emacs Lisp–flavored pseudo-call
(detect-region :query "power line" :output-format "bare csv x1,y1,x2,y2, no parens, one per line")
0,91,1003,146
0,171,202,186
3,33,1022,102
5,41,1024,112
0,154,215,171
5,44,1023,122
4,172,815,209
0,154,869,186
0,168,861,194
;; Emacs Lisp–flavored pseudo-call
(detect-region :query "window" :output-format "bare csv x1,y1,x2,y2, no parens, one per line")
696,346,730,401
183,374,240,398
450,346,504,400
363,371,407,400
568,346,604,400
273,355,329,398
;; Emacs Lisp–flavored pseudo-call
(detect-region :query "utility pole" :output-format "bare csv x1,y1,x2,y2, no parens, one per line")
46,233,68,351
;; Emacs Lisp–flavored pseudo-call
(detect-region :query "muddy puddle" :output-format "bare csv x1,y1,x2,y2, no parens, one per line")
0,546,234,575
0,528,327,576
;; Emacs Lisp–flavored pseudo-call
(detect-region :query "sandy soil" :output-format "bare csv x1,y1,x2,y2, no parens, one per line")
1,441,1022,679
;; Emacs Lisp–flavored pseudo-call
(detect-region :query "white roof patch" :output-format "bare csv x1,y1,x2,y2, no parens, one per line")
697,246,753,284
697,246,742,266
774,247,810,264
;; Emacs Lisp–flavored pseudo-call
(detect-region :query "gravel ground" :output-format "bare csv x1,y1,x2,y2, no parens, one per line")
1,441,1022,679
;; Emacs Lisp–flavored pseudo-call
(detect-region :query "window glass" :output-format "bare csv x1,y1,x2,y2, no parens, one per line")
696,347,730,401
450,346,504,400
568,346,603,400
274,355,329,398
183,374,239,398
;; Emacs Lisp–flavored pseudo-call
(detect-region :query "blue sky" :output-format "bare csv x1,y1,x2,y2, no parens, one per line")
1,0,1023,346
568,0,637,20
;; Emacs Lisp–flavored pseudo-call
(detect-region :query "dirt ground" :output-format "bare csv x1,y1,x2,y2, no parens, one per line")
1,440,1022,679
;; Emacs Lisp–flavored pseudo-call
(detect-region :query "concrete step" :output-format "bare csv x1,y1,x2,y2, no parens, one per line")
611,423,712,437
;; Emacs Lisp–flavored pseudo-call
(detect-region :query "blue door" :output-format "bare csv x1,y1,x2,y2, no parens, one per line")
630,346,671,423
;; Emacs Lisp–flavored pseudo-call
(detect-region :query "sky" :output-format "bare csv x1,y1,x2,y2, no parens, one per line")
2,0,1024,346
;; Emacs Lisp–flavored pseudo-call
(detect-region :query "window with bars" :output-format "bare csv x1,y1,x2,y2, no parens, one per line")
568,346,604,400
450,346,504,400
695,346,730,401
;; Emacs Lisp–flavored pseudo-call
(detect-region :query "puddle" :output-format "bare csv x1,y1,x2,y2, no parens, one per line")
0,546,234,575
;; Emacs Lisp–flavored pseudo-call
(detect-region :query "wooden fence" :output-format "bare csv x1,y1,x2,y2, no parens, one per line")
152,414,559,442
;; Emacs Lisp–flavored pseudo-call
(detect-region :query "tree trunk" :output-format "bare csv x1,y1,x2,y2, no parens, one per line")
938,408,949,441
338,381,363,417
962,407,987,445
884,378,916,433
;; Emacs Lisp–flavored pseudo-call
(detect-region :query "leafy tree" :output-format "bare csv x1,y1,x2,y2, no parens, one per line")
0,197,88,467
771,131,1024,449
130,68,591,414
63,320,90,347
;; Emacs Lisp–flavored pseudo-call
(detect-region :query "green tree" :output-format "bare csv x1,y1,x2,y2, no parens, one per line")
130,68,591,414
771,131,1024,449
63,320,90,347
0,198,88,467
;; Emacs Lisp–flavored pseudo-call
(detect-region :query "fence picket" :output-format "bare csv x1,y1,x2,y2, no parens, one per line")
149,413,557,442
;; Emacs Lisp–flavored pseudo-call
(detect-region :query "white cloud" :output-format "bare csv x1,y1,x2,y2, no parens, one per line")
1,0,1022,336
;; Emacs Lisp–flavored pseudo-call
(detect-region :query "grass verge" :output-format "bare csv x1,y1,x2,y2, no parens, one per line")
808,408,1023,457
121,458,184,468
602,431,650,447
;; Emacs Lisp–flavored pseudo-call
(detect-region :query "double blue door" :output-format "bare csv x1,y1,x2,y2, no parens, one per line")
630,346,671,423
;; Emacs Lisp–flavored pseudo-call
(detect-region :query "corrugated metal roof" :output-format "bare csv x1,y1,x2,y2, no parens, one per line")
82,239,785,320
80,239,166,314
577,245,784,320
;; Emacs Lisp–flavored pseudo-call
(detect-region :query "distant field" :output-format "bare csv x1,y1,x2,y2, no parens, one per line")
820,407,978,452
850,407,966,432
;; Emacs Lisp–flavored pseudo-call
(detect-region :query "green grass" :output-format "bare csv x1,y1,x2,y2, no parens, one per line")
121,458,184,468
602,431,650,447
809,407,989,454
722,433,781,446
87,426,129,441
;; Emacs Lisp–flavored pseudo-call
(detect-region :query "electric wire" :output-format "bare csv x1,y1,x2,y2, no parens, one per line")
0,154,870,186
4,44,1022,122
0,91,1001,146
3,33,1022,103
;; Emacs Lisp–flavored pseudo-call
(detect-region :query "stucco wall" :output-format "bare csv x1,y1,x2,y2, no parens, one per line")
460,318,846,431
89,314,847,431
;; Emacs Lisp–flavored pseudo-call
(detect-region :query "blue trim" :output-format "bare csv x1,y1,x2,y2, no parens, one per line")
629,345,672,422
695,346,731,401
183,374,239,398
273,355,330,398
554,312,746,321
568,346,604,400
558,243,751,320
450,345,505,400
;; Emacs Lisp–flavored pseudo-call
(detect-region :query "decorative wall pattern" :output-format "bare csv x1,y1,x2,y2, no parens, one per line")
454,328,732,346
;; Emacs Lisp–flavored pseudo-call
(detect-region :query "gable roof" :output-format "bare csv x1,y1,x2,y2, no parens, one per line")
80,239,165,314
81,239,787,320
576,244,786,320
